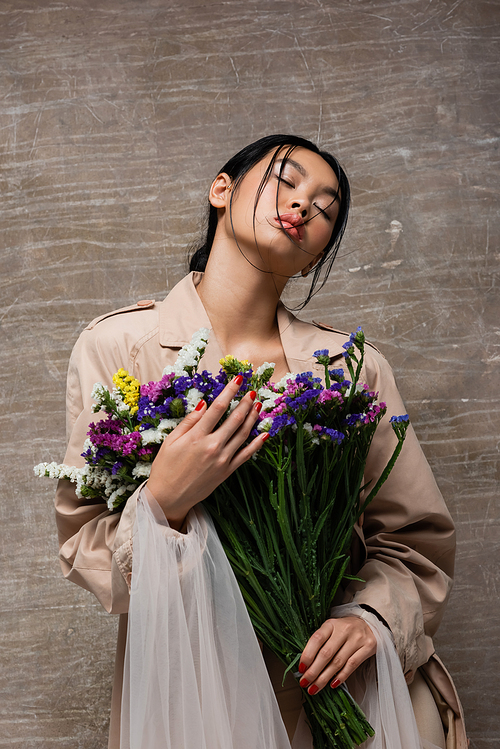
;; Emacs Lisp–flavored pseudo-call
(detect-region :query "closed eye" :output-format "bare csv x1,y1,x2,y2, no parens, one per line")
275,174,295,189
313,202,331,220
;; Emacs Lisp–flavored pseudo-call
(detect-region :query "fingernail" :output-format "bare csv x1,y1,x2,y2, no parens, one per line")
298,662,307,674
234,375,244,386
249,390,257,401
330,679,341,689
254,402,262,413
195,400,205,411
299,678,309,688
261,433,270,442
308,685,319,696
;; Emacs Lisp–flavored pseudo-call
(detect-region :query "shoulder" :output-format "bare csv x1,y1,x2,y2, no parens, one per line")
308,319,397,394
70,298,161,376
84,298,158,333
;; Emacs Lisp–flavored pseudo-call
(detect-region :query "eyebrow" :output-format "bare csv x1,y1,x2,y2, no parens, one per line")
276,158,339,200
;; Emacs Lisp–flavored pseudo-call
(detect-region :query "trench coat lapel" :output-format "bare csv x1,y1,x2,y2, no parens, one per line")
277,303,345,377
158,272,345,377
158,271,224,374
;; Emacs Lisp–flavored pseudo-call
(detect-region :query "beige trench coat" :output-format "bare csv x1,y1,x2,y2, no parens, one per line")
55,272,467,748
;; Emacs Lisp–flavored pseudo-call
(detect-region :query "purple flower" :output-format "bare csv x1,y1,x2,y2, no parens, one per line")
321,428,345,445
193,372,220,395
140,373,174,402
285,389,318,411
294,372,321,386
174,376,193,396
328,368,345,382
313,349,331,366
317,389,343,405
268,413,297,437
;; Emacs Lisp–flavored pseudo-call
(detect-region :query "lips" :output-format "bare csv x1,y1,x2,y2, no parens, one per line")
276,213,304,242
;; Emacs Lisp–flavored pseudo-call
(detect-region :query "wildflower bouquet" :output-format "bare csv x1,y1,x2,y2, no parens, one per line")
35,327,409,749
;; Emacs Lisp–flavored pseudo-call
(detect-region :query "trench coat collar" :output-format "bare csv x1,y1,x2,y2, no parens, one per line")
159,272,345,373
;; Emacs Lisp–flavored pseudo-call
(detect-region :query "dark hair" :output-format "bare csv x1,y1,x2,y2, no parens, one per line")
189,134,350,308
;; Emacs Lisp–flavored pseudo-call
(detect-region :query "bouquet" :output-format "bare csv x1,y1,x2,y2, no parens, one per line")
35,327,409,748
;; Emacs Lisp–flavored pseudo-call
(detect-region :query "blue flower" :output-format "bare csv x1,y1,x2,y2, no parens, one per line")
285,389,318,411
294,372,314,384
344,413,364,426
174,376,193,396
321,428,345,445
269,413,296,437
389,414,409,423
349,326,364,343
329,368,345,382
313,349,331,365
193,372,220,394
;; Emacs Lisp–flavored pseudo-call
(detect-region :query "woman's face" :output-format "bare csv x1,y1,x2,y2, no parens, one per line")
215,147,341,279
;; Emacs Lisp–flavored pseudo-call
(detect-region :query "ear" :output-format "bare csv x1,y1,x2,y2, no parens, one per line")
301,251,323,278
209,172,233,209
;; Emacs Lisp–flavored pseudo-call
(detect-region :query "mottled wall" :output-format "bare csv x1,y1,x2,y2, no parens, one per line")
1,0,498,747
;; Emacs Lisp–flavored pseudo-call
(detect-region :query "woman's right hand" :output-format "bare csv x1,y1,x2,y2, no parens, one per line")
147,375,266,529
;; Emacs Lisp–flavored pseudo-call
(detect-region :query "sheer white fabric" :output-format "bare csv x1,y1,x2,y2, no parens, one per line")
331,604,441,749
120,490,292,749
121,490,438,749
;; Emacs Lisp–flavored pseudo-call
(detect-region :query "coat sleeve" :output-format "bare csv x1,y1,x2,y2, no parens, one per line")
342,348,455,676
54,323,140,614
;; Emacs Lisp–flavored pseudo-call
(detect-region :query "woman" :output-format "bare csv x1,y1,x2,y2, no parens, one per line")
55,135,467,748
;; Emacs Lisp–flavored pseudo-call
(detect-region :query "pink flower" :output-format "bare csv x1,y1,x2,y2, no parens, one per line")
318,390,343,405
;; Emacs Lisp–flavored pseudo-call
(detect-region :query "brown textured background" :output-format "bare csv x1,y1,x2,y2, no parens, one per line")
1,0,498,747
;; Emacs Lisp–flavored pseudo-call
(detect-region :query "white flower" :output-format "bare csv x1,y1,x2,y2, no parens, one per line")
303,422,319,445
33,462,84,483
158,418,181,431
132,463,152,479
228,398,239,414
190,327,210,349
258,391,281,411
107,484,129,511
257,417,273,433
33,461,54,478
111,387,129,412
258,387,274,400
167,328,211,376
91,382,108,405
255,361,275,376
274,373,296,389
140,429,163,445
185,388,204,413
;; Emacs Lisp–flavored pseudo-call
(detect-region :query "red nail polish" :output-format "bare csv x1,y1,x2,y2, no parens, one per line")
330,679,341,689
249,390,257,401
234,375,244,386
261,433,270,442
308,685,319,696
298,662,307,674
254,402,262,413
195,400,205,411
299,678,309,688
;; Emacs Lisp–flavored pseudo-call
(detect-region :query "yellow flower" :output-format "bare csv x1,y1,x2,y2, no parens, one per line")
219,355,252,377
112,369,140,414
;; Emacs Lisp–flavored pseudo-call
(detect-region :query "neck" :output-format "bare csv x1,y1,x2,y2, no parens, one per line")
196,243,286,355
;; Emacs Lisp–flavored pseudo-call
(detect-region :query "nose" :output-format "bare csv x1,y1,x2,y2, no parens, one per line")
289,198,309,218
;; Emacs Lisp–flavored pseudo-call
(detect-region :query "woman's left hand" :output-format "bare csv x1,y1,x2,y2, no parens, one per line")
298,616,377,695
